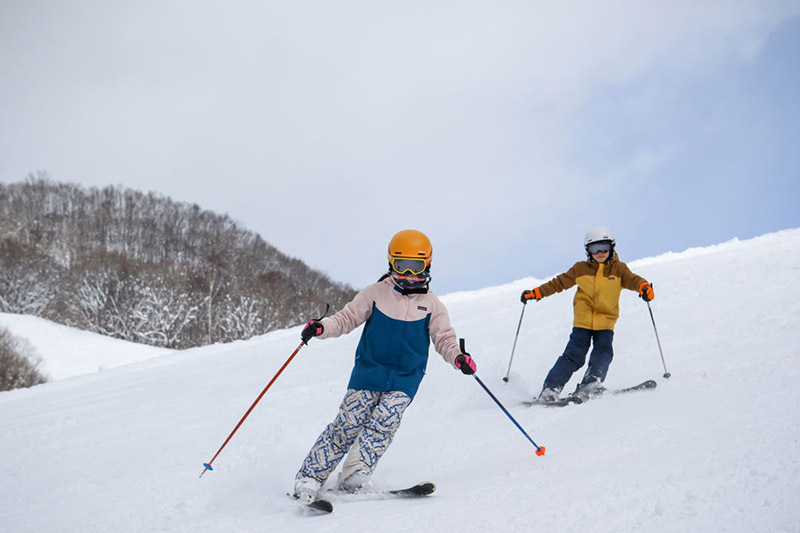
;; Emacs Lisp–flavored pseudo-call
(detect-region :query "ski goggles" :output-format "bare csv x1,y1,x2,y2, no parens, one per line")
389,257,428,275
587,242,612,255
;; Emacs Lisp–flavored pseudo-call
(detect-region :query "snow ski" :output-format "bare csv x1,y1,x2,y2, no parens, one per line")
288,493,334,514
523,380,657,408
330,481,436,500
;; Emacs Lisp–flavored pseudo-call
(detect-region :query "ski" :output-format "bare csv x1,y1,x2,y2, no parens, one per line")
523,380,657,408
611,379,657,395
387,481,436,497
522,397,574,408
288,493,334,514
329,481,436,500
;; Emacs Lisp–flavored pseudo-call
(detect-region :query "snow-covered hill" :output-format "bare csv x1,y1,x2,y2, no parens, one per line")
0,313,172,380
1,229,799,532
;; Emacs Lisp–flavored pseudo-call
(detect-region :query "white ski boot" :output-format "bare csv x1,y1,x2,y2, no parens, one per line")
338,470,371,493
293,478,321,504
573,380,604,401
537,386,562,403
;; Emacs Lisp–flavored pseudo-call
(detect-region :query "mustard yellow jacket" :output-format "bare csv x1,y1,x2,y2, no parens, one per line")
537,255,647,331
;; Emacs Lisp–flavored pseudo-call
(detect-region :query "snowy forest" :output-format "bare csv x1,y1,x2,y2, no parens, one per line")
0,175,355,352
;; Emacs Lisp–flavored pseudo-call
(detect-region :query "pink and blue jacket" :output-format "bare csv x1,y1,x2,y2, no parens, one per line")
320,277,462,399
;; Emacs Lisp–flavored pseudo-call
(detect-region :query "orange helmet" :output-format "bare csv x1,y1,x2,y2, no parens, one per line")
388,229,432,270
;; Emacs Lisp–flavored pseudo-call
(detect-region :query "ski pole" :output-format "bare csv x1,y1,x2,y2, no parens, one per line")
646,301,671,379
200,305,329,478
461,339,545,457
502,303,527,383
199,340,307,477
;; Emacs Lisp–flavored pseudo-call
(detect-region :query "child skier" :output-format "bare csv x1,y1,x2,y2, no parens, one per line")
292,229,477,504
520,227,654,402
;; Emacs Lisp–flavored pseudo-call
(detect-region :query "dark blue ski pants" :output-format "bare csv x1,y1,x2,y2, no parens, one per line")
543,327,614,390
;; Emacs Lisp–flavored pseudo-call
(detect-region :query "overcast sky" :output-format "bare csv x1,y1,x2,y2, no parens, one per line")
2,1,799,294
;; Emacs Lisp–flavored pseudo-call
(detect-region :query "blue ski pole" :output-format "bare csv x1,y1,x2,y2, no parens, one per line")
461,339,545,457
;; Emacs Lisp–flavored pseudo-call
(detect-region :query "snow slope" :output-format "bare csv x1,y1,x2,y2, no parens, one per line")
0,313,172,380
1,229,799,533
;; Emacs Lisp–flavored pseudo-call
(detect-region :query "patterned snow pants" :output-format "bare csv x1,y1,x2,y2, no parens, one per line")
296,389,412,486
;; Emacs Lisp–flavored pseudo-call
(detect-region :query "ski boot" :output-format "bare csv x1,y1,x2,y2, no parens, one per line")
293,478,321,504
536,386,563,403
572,380,605,402
337,470,371,493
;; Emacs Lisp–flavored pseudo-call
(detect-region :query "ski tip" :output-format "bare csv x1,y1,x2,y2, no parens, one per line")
536,446,546,457
420,481,436,492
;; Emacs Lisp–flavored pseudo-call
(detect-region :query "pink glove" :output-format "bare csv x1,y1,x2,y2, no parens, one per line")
301,319,324,343
455,353,477,375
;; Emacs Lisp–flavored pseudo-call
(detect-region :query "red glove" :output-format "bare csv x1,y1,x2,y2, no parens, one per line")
455,353,477,375
521,287,542,303
638,282,654,302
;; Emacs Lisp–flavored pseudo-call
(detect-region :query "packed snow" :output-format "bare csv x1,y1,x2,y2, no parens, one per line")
1,229,799,532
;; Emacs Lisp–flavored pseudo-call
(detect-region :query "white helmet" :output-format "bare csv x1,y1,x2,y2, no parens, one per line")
584,227,615,261
584,227,615,247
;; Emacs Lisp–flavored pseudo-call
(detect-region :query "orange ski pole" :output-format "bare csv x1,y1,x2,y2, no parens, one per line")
200,340,307,477
200,305,329,478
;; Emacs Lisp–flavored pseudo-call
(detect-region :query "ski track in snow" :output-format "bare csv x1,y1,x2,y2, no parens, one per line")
1,229,799,532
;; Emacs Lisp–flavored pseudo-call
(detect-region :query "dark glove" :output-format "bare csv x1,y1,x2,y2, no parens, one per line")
455,353,477,375
301,319,324,343
638,282,654,302
520,287,542,303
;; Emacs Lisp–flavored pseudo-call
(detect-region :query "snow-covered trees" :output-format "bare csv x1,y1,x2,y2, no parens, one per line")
0,176,355,348
0,239,59,315
72,269,198,347
216,294,264,343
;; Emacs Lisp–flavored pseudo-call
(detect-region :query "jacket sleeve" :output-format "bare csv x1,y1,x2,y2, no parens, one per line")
619,262,648,292
428,296,462,368
319,284,376,339
538,263,580,297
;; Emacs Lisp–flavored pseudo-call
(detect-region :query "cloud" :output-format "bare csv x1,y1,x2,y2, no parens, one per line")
1,1,798,292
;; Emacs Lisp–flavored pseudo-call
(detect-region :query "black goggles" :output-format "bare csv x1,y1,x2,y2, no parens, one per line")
390,257,427,275
587,242,611,254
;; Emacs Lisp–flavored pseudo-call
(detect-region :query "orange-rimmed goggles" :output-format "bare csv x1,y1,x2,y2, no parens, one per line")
389,257,428,275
